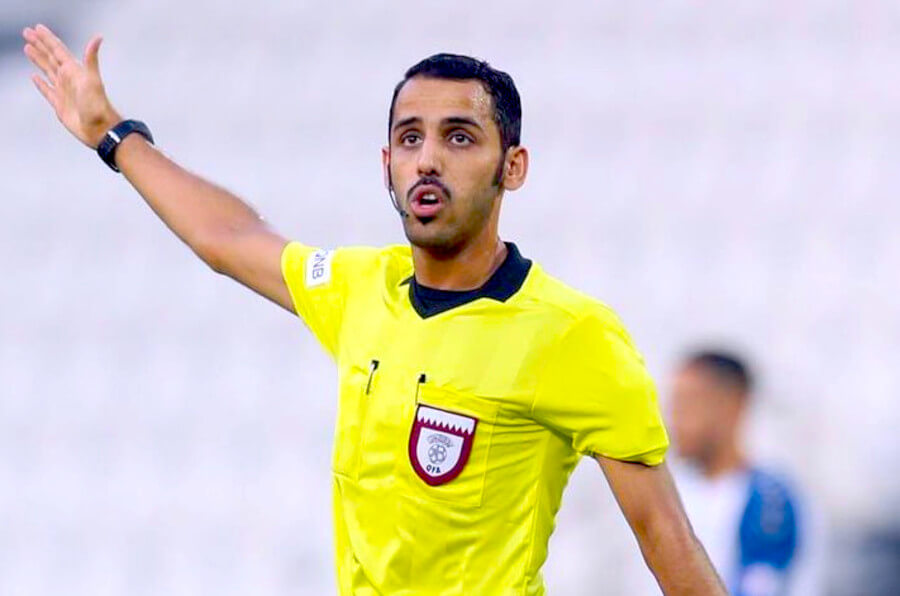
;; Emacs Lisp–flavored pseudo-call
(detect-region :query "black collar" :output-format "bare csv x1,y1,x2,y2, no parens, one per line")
403,242,532,319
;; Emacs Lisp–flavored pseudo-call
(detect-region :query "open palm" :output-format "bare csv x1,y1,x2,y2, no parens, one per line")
23,24,119,148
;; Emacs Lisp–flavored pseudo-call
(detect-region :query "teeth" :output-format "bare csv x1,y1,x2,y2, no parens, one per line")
423,193,436,201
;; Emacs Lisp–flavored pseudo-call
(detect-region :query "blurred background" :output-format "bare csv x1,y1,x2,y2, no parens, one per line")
1,0,898,594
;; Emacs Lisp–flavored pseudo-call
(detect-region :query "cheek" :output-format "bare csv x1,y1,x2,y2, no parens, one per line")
452,168,501,211
388,152,417,182
449,151,501,183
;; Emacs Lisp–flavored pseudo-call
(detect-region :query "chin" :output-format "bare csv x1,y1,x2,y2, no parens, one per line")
403,221,464,254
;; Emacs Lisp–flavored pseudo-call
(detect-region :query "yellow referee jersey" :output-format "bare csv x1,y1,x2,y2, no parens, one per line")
281,241,668,595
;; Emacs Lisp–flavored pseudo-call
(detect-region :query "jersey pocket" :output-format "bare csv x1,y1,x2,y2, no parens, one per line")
395,383,499,508
333,360,379,479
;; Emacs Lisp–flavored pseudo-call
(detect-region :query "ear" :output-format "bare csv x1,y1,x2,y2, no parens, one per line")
500,146,529,192
381,146,391,191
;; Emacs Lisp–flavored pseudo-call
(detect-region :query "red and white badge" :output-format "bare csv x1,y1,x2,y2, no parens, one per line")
408,404,477,486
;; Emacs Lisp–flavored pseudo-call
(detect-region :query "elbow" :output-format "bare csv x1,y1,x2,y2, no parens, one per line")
191,233,229,274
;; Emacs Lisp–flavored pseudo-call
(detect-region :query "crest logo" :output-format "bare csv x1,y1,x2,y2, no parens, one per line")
408,404,477,486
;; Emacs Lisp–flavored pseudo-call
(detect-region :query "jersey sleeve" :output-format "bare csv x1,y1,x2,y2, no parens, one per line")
281,242,378,358
531,311,669,465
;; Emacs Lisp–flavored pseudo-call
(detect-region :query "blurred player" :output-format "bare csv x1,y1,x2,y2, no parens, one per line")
669,350,823,595
23,24,726,594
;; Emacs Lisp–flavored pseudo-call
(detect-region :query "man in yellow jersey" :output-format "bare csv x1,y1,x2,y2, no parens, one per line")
24,23,726,594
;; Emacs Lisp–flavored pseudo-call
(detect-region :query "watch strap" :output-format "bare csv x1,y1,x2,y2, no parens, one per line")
96,119,154,172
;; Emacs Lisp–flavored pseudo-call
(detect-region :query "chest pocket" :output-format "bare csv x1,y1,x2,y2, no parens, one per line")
332,360,378,479
395,383,499,508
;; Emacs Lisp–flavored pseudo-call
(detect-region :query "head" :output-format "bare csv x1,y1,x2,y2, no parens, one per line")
669,350,753,467
383,54,529,254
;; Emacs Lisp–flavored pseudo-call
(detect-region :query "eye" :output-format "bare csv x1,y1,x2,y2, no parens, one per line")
449,132,473,146
400,132,421,146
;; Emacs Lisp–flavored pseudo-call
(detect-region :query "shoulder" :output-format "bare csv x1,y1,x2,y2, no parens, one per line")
331,244,414,293
521,264,631,340
524,265,650,386
281,242,412,294
333,243,410,265
335,243,409,268
285,242,411,276
282,242,410,263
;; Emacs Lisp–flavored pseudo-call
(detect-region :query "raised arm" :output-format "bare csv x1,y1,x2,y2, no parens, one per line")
595,456,727,595
23,24,293,312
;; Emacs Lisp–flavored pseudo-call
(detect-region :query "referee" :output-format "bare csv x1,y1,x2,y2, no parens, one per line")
24,24,726,595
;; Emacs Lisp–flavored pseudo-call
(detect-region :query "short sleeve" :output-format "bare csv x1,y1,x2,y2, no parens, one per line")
531,311,669,465
281,242,378,358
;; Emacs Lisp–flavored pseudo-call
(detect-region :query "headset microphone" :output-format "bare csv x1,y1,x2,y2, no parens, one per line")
387,169,408,218
390,186,408,218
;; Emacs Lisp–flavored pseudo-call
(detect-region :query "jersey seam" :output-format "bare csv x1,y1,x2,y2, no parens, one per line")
280,242,306,319
521,270,621,323
282,242,350,360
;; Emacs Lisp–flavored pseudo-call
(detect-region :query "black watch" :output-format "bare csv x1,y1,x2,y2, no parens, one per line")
96,119,154,172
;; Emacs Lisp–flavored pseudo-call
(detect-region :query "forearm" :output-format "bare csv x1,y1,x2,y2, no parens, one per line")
25,25,292,309
597,458,727,595
114,130,270,271
639,520,727,596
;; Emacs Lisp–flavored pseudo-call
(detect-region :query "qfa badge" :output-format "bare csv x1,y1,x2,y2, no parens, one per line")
408,404,477,486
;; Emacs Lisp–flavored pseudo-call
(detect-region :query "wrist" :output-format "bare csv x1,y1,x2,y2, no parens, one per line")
90,109,123,148
96,119,154,172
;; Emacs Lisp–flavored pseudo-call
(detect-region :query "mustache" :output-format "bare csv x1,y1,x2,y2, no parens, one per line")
407,177,452,202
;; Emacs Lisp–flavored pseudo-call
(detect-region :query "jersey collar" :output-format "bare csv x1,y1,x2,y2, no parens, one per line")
403,242,532,319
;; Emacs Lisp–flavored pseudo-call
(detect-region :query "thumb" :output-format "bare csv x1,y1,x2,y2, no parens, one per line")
83,35,103,72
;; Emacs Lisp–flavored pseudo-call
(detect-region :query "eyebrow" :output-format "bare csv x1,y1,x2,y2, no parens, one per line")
392,116,420,131
391,116,485,133
443,116,483,131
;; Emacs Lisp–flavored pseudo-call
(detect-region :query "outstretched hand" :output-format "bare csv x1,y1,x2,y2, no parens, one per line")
23,24,121,148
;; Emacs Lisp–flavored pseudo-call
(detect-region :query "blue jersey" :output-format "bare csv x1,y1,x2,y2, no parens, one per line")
670,465,821,596
733,469,801,596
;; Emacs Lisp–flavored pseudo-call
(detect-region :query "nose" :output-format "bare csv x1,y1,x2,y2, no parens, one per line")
416,137,443,178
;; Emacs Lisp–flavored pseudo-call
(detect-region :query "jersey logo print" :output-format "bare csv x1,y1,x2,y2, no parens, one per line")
408,404,477,486
305,249,334,288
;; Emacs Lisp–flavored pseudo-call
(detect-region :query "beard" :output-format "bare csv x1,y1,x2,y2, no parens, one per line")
403,219,467,255
401,190,499,257
390,152,507,255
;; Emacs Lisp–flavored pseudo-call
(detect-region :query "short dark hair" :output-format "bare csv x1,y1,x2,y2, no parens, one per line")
388,53,522,152
684,349,754,395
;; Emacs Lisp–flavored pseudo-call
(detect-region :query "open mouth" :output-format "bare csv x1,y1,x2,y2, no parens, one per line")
408,184,449,219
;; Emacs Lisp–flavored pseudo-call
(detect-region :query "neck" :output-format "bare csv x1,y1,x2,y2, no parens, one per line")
412,227,507,291
698,442,746,480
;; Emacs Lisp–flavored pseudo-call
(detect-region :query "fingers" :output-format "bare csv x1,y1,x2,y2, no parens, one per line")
34,24,74,67
83,35,103,74
31,74,58,110
23,41,58,84
23,26,61,86
23,27,59,67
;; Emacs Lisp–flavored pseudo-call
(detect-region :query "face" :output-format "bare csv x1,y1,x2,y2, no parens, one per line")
383,76,527,253
668,364,743,464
